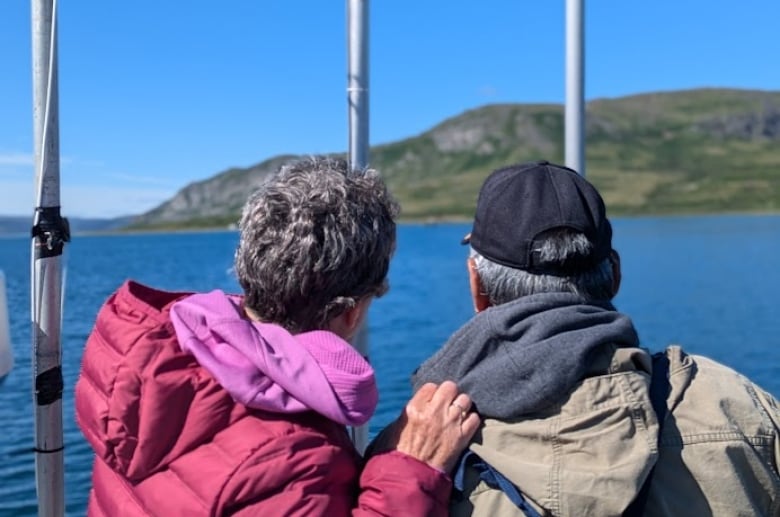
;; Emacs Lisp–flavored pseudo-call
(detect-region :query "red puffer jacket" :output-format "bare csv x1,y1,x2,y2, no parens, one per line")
75,281,451,516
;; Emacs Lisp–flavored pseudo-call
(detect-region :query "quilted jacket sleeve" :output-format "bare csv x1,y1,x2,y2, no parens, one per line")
220,430,451,517
355,451,452,516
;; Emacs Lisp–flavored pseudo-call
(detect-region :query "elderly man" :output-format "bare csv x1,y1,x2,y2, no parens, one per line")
413,161,780,516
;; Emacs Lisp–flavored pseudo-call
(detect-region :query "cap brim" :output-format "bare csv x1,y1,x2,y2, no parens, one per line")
460,232,471,245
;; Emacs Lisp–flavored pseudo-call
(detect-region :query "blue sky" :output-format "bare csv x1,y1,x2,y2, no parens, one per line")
1,1,779,218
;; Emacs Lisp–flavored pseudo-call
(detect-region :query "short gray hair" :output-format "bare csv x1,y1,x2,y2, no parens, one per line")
471,228,615,304
235,156,399,332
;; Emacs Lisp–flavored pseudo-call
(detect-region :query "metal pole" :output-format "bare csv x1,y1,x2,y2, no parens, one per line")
346,0,370,453
31,0,67,515
565,0,585,176
348,0,370,170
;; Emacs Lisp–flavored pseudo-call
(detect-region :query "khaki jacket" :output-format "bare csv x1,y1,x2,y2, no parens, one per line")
452,345,780,516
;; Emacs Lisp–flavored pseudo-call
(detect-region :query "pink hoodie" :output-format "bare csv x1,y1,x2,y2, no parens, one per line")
169,290,377,426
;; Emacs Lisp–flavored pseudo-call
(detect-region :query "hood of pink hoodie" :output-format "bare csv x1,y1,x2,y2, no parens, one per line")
169,290,378,426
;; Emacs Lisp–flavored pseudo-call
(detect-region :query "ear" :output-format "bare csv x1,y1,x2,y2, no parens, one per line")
343,297,371,330
329,297,372,340
609,250,622,297
467,257,490,313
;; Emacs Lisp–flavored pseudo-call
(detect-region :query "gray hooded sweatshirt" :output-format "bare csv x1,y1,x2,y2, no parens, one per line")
412,292,640,419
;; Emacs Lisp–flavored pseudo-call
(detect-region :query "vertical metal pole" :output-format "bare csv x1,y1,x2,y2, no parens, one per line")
348,0,370,170
347,0,370,453
565,0,585,176
31,0,66,515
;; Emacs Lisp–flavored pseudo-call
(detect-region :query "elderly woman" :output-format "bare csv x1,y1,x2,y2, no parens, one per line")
75,156,478,516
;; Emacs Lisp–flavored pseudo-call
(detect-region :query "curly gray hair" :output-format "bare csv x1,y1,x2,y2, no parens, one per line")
234,156,399,332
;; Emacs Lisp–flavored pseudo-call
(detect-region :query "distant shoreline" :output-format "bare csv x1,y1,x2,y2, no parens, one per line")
2,210,779,238
42,210,780,237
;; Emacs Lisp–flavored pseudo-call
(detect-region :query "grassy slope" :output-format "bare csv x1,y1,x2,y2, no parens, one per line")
373,89,780,220
128,88,780,229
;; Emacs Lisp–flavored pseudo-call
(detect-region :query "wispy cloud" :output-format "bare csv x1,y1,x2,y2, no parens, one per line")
0,152,76,171
478,85,499,98
0,152,185,217
62,184,176,218
109,172,179,187
0,181,34,214
72,158,104,168
0,153,33,166
0,180,175,218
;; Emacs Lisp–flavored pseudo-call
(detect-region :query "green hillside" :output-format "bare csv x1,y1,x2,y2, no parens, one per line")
128,88,780,229
372,89,780,219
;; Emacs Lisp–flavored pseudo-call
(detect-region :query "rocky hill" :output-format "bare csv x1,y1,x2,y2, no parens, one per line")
126,88,780,229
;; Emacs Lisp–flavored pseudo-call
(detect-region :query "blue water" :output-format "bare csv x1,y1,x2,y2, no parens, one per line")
1,215,779,515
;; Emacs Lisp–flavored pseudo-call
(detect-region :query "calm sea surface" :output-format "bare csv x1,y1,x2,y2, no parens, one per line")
1,215,779,515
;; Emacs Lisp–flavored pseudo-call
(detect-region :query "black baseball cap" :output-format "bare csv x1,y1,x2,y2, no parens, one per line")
462,161,612,274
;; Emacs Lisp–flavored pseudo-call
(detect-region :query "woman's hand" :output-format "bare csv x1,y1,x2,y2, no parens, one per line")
369,381,480,474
